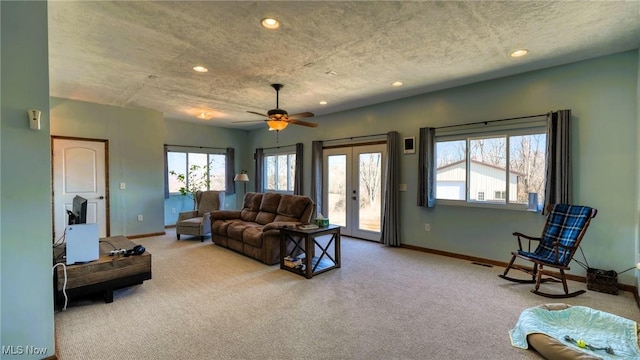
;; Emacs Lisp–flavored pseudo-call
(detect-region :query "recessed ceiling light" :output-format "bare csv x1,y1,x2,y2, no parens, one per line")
510,49,529,58
193,66,208,73
391,81,404,87
261,18,280,29
319,101,328,105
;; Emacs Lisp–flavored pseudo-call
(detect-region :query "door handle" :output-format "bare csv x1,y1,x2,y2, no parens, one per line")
98,196,105,200
352,196,357,200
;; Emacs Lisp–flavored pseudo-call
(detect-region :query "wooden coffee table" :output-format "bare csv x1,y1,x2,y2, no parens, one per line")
53,236,152,306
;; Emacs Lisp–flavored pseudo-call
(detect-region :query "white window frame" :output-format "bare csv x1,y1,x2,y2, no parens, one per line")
167,147,226,194
263,150,296,194
435,118,546,211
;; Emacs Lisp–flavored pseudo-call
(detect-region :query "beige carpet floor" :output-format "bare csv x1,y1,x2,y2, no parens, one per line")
55,229,640,359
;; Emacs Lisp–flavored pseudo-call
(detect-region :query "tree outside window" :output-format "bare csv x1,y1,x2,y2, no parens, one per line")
265,152,296,192
168,152,226,202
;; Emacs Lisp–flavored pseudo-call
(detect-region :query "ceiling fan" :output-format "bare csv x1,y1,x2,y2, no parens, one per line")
234,84,318,131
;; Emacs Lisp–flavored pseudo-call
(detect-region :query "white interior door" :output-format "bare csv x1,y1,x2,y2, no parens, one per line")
323,144,385,241
53,138,108,241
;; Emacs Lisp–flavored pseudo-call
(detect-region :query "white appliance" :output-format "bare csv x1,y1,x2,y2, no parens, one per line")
65,223,99,265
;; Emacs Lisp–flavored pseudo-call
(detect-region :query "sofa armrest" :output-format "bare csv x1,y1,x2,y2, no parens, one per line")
211,210,242,220
177,210,198,221
263,221,301,232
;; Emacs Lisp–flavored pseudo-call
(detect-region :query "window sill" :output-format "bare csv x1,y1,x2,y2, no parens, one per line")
435,199,541,212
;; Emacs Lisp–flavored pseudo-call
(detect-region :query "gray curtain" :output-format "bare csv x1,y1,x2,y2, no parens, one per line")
381,131,400,246
543,110,572,213
254,148,264,192
294,143,303,195
310,141,323,217
163,145,170,199
417,127,436,207
225,147,235,195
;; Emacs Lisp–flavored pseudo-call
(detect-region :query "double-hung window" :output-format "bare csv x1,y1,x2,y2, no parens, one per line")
167,148,226,194
435,119,546,209
264,150,296,193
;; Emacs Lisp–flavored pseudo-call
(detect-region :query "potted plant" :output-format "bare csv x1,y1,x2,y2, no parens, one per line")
169,162,212,209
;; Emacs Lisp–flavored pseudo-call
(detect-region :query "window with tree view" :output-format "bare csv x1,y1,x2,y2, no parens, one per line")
167,151,226,194
264,152,296,193
436,128,546,208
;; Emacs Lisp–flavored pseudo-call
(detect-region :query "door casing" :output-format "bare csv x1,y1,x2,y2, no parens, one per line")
52,136,110,241
323,143,386,241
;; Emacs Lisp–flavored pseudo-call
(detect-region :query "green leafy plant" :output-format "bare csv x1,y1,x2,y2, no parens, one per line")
169,162,212,207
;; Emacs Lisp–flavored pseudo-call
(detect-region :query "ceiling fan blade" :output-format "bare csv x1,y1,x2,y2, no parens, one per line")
288,112,315,119
288,119,318,128
247,111,269,117
231,119,266,124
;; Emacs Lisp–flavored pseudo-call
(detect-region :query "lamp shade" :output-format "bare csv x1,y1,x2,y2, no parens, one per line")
234,173,249,182
267,120,288,131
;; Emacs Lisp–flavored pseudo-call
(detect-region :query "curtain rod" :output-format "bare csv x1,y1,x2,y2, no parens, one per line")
164,144,228,151
259,143,297,151
435,113,549,130
322,132,388,143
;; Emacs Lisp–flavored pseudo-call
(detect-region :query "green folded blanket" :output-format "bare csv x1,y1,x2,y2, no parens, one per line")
510,305,640,359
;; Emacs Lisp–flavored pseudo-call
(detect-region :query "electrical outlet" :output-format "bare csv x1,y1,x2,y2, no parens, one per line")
120,182,126,190
424,223,430,232
171,208,176,214
137,214,143,222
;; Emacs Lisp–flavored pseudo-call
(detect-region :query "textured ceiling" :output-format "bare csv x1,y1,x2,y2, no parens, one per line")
48,1,640,130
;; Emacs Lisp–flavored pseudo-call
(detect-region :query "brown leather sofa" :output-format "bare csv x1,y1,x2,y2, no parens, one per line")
210,192,314,265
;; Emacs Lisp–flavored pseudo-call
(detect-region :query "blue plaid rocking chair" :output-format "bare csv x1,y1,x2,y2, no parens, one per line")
499,204,597,298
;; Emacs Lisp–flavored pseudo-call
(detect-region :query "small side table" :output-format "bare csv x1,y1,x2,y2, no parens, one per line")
280,224,341,278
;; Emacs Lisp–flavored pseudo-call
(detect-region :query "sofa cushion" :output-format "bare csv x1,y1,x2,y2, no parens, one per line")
227,221,260,240
255,211,276,225
211,219,232,235
243,226,264,248
240,193,263,222
180,217,204,229
274,194,314,222
211,210,241,221
260,192,282,212
254,193,282,225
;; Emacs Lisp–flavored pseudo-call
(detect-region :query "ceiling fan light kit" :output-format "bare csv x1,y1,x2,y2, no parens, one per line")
234,83,318,132
267,120,288,131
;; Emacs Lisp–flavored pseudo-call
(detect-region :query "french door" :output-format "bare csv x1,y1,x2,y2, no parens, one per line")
323,144,386,241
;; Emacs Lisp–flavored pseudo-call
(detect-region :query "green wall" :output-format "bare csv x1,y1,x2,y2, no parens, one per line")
637,47,640,295
245,51,639,285
50,100,251,231
0,3,637,355
163,118,249,225
1,1,55,358
51,98,166,237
